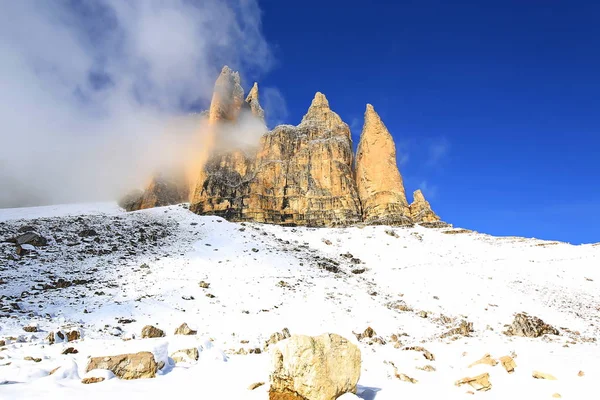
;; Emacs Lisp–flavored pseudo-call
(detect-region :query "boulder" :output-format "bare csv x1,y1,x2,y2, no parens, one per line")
269,333,361,400
455,373,492,391
355,104,411,225
15,232,47,247
141,325,165,339
504,313,559,337
86,352,157,380
265,328,291,350
533,371,557,380
499,355,516,373
174,323,197,335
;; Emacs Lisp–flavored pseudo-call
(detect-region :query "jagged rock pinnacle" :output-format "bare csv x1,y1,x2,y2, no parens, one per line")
245,82,264,120
355,103,411,224
409,189,442,224
300,92,345,131
209,65,244,123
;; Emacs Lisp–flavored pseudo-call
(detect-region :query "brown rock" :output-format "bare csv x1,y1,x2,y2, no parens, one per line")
417,365,436,372
532,371,557,380
499,355,516,373
504,313,559,338
86,352,157,380
24,356,42,363
170,347,199,363
62,347,78,355
403,346,435,361
578,370,585,377
82,377,105,384
269,333,361,400
141,325,165,339
0,340,5,346
409,190,444,226
265,328,291,350
46,332,55,345
48,367,60,375
131,171,190,211
355,104,411,225
209,65,245,123
455,373,492,391
245,82,265,121
66,330,80,342
23,326,38,333
248,381,265,390
552,394,561,398
174,323,197,335
468,354,498,368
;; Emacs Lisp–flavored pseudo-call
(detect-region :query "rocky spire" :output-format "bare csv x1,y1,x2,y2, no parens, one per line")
245,82,265,121
355,104,411,225
209,65,245,123
409,189,443,225
300,92,345,131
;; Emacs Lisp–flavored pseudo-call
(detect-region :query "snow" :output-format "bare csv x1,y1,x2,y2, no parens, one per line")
0,202,598,399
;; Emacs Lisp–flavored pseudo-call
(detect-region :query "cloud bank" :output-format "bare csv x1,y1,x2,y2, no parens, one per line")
0,0,272,208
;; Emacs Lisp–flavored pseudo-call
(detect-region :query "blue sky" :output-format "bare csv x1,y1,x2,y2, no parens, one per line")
255,0,600,244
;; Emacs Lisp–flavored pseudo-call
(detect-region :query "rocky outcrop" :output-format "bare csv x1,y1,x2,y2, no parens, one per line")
245,82,265,121
128,172,189,211
209,65,245,124
355,104,411,225
269,333,361,400
86,352,157,380
409,190,445,226
504,313,559,338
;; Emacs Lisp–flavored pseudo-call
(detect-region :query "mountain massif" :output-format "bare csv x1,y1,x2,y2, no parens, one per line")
124,66,444,227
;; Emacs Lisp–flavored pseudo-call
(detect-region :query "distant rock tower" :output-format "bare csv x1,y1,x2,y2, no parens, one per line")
355,104,412,225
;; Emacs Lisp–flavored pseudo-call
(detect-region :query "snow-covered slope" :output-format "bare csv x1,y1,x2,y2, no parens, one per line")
0,203,598,399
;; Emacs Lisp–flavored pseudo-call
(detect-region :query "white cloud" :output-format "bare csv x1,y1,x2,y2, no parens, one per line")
0,0,272,207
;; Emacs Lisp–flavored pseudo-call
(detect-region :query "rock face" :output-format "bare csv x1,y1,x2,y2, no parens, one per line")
191,92,362,226
355,104,411,225
504,313,559,338
209,65,245,124
269,333,361,400
245,82,265,121
123,172,189,212
86,352,157,380
409,190,444,226
129,66,446,228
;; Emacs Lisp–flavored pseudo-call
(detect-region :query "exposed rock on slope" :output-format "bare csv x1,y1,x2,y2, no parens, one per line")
355,104,411,225
124,172,189,212
409,189,445,227
269,333,361,400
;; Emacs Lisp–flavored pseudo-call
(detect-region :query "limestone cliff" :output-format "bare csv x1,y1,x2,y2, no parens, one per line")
241,92,362,226
355,104,412,225
409,189,446,227
208,66,245,124
191,92,362,226
129,66,447,228
123,172,189,212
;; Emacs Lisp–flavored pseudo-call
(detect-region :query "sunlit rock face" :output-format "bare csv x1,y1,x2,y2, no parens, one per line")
130,66,445,227
355,104,412,225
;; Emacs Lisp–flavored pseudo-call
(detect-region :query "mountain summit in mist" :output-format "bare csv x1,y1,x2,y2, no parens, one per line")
125,66,444,228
